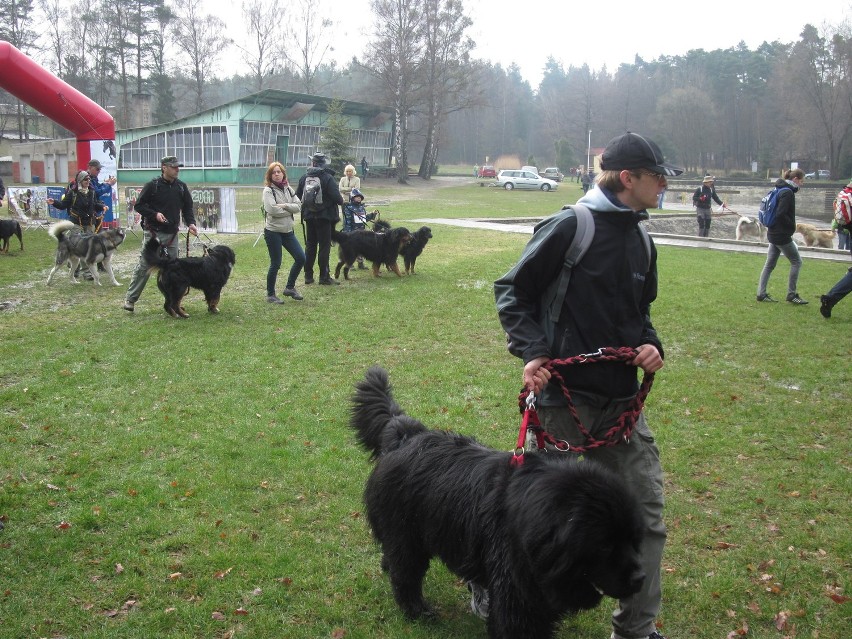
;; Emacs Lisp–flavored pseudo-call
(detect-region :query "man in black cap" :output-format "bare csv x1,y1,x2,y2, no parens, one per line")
493,132,680,639
123,156,197,312
295,152,344,285
87,158,117,232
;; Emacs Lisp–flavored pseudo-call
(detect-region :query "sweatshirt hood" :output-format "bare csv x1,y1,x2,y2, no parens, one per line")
576,185,650,221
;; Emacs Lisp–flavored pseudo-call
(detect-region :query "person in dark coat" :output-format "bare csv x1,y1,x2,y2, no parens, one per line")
295,152,344,285
756,168,808,304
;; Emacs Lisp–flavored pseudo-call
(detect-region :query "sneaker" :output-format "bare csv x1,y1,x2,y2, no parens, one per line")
756,293,778,302
786,293,808,305
282,287,303,301
318,278,340,286
819,295,832,318
122,300,135,312
266,295,284,304
467,582,489,620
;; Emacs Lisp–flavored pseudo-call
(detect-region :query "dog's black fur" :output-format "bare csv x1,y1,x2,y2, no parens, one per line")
332,227,410,279
350,367,646,639
143,237,235,318
0,219,23,253
399,225,431,274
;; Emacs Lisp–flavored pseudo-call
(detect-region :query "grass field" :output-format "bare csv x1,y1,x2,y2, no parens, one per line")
0,180,849,639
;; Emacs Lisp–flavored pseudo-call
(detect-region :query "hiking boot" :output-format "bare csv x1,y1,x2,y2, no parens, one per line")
819,295,833,318
786,293,808,305
756,293,778,302
282,287,303,301
318,277,340,285
266,295,284,304
304,276,315,285
122,300,135,312
467,582,489,620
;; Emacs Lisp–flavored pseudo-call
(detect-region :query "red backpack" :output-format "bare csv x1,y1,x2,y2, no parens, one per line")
834,188,852,227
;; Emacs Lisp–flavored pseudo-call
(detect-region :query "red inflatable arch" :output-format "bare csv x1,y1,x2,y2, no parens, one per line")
0,40,115,170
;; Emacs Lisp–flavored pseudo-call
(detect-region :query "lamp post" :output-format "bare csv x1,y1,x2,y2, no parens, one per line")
587,130,591,173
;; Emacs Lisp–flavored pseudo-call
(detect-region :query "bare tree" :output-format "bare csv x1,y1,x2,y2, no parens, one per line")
171,0,231,113
239,0,281,92
283,0,335,95
364,0,423,183
417,0,473,179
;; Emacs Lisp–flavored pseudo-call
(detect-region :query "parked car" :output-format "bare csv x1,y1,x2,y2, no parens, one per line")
541,167,564,182
804,169,830,179
497,169,559,191
478,165,497,178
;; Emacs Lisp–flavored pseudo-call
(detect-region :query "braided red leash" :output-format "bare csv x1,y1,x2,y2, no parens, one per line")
511,347,654,465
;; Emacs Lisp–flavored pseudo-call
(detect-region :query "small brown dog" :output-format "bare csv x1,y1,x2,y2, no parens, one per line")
795,223,834,248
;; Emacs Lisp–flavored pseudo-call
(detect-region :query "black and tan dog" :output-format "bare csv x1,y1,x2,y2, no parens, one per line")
332,226,410,280
143,237,235,318
399,225,432,274
350,367,646,639
0,219,23,253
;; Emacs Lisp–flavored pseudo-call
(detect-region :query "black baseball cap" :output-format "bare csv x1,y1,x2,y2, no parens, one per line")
599,132,683,177
161,156,183,167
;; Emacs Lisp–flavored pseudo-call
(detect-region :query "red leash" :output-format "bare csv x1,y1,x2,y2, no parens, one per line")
511,347,654,465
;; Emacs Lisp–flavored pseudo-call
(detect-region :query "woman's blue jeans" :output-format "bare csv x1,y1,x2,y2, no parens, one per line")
264,229,305,295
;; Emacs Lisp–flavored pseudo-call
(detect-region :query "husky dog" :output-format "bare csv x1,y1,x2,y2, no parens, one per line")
735,216,764,242
46,220,125,286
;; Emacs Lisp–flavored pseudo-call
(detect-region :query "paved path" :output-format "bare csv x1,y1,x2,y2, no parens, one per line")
412,216,851,263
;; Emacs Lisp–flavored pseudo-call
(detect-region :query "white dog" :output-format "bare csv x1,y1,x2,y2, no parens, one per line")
735,216,764,242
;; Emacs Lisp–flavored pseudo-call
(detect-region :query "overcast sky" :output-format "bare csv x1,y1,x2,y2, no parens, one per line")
212,0,851,87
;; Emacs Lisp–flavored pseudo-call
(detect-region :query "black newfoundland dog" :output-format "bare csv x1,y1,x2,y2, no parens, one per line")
0,219,23,253
350,367,646,639
332,227,410,280
143,237,235,318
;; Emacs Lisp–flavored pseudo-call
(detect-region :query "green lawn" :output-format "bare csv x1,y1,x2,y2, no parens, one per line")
0,181,849,638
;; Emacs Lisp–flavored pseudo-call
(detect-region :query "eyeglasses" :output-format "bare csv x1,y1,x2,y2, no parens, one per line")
80,177,91,182
635,170,667,183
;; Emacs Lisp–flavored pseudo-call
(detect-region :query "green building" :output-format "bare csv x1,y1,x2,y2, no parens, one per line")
116,89,394,185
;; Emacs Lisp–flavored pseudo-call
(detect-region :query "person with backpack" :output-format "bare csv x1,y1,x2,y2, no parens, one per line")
122,156,197,312
819,179,852,318
295,152,344,285
493,132,679,639
756,168,808,304
262,162,305,304
86,159,117,230
47,171,107,232
692,175,728,237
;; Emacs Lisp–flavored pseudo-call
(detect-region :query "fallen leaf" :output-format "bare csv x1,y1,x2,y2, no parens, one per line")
726,620,749,637
46,484,60,491
775,610,790,631
331,629,346,638
211,611,226,621
56,521,71,530
169,572,182,580
214,567,233,579
115,563,124,574
827,592,851,604
234,607,248,615
715,541,738,550
165,607,176,613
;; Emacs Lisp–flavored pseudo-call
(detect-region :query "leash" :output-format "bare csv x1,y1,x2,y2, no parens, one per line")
511,347,654,465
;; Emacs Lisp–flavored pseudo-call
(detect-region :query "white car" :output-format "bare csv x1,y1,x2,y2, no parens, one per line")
497,169,559,191
804,169,830,179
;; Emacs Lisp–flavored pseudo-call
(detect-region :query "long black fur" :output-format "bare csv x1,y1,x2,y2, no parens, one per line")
350,367,646,639
399,225,431,274
332,227,410,280
143,237,235,318
0,219,23,253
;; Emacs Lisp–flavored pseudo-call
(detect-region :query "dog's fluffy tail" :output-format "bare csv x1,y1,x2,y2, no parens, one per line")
48,220,76,241
142,236,170,268
332,229,350,244
350,366,427,461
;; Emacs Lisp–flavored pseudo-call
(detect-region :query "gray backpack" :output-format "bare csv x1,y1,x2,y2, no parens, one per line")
301,174,324,215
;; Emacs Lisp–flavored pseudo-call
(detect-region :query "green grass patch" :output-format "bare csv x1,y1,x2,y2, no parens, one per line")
0,182,849,638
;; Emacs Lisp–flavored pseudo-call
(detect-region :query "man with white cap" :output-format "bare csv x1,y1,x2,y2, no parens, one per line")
494,132,680,639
